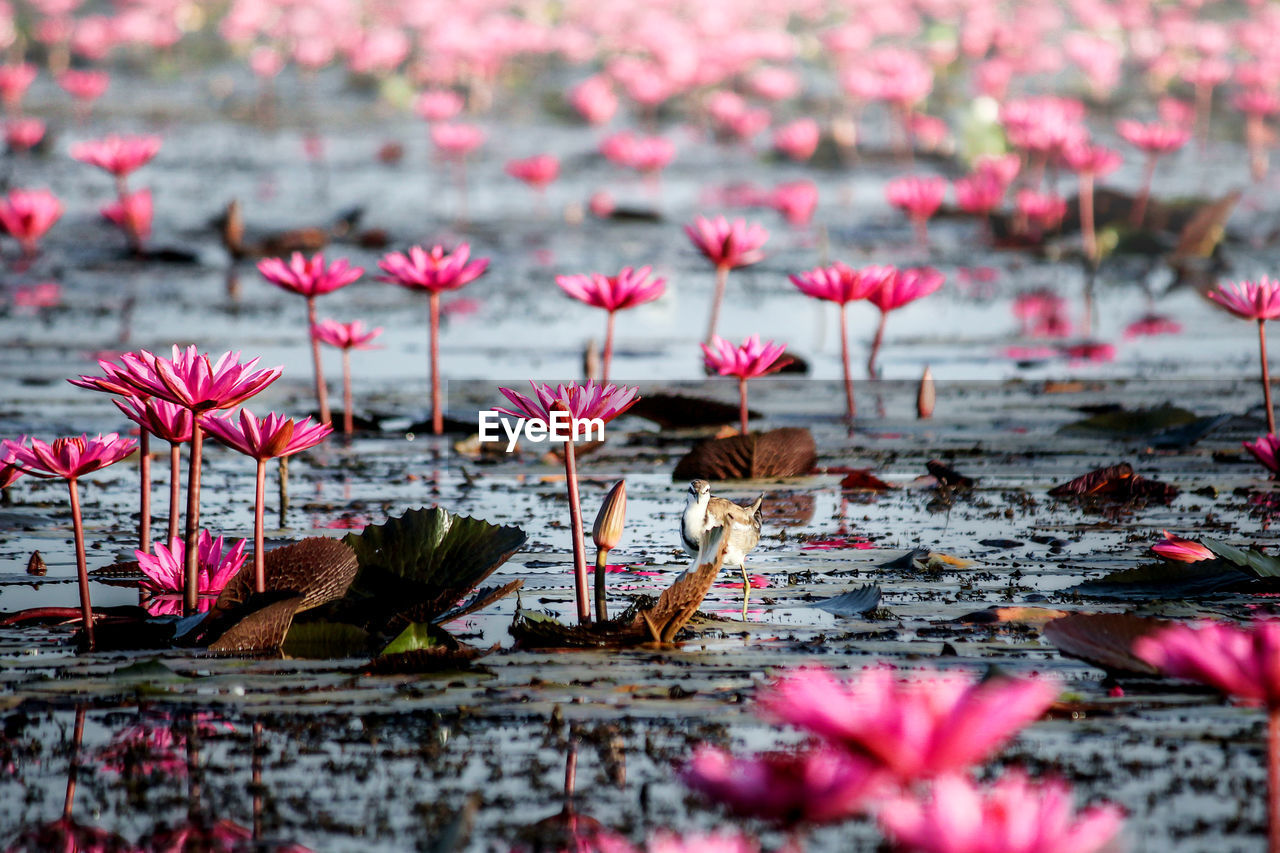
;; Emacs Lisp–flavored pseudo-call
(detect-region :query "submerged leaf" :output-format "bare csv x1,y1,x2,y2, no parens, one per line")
1058,405,1198,437
1072,560,1254,599
631,393,758,429
1043,612,1174,676
281,621,371,659
672,428,817,480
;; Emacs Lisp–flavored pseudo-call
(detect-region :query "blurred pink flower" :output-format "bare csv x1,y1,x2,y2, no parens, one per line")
568,75,617,125
953,172,1004,216
1246,433,1280,477
1134,619,1280,708
790,263,892,305
770,181,818,226
431,122,484,159
772,118,820,161
101,187,152,245
868,267,943,312
556,266,665,312
681,745,888,825
755,666,1057,779
70,134,162,177
258,252,363,297
685,215,767,270
4,117,44,151
414,89,464,122
878,771,1124,853
1015,189,1066,231
505,154,560,190
1117,119,1191,154
0,63,36,109
57,69,109,101
312,319,382,350
378,243,488,292
0,188,62,256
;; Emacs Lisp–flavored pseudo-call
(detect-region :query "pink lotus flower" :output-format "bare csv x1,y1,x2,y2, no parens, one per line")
646,832,759,853
257,252,363,297
553,263,660,387
58,69,109,102
0,63,37,109
113,396,193,445
755,666,1058,780
1062,143,1123,177
686,216,768,342
886,175,946,247
868,267,943,313
1211,278,1280,433
681,745,887,826
101,187,152,248
953,172,1004,217
312,319,382,350
136,530,246,598
4,118,44,151
878,772,1124,853
1246,433,1280,478
3,433,138,650
1151,530,1214,563
772,118,820,161
702,334,791,435
69,134,162,178
205,409,331,593
114,346,282,413
430,122,484,159
747,67,800,102
1123,314,1182,338
497,380,640,624
1015,189,1067,232
1134,619,1280,708
974,153,1020,187
414,89,463,123
505,154,560,191
568,75,618,125
1116,120,1189,227
770,181,818,226
0,188,62,257
601,131,676,174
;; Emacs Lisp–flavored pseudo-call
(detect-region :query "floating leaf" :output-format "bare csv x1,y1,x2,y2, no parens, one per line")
808,584,882,616
381,622,438,656
215,537,359,614
1043,612,1174,676
631,393,758,429
281,621,370,659
206,593,307,654
672,428,816,481
1058,405,1198,437
1201,537,1280,579
1048,463,1178,502
1071,560,1254,599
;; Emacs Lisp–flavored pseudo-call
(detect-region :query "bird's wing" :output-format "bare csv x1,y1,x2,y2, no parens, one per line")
708,496,758,531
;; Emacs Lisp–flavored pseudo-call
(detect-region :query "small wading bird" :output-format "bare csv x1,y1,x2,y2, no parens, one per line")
681,479,763,618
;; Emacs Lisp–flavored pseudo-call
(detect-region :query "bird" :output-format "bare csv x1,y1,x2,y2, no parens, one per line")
681,479,764,618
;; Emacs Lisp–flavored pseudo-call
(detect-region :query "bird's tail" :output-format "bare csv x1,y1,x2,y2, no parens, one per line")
749,494,764,529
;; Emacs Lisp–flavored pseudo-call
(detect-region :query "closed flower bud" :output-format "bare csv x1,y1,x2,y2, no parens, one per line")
592,480,627,550
917,365,935,419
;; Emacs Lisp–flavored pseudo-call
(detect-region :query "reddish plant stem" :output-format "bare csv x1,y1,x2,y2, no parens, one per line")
1079,173,1097,262
1270,709,1280,853
1249,115,1269,182
138,430,151,553
1131,155,1158,227
913,217,929,250
738,377,749,435
306,297,331,426
183,420,203,615
705,264,729,344
563,439,590,624
341,349,354,436
167,442,181,543
64,706,85,819
254,458,266,593
564,741,578,798
68,479,94,650
868,311,888,378
602,310,616,384
429,291,443,435
252,720,264,839
839,302,856,420
1261,320,1276,435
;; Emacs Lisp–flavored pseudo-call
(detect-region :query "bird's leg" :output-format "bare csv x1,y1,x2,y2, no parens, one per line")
740,564,750,621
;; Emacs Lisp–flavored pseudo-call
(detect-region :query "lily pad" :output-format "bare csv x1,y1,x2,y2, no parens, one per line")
1201,537,1280,579
672,428,817,481
1071,560,1255,600
281,621,371,659
381,622,437,656
1059,405,1198,437
1043,612,1174,676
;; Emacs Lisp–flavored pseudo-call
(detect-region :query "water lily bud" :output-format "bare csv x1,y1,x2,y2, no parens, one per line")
592,480,627,550
917,365,935,419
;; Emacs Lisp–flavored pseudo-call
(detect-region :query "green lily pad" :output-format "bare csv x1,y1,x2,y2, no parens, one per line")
1201,537,1280,579
381,622,437,656
281,622,371,659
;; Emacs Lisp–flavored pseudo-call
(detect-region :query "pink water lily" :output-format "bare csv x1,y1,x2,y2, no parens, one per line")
1210,278,1280,432
685,215,768,342
681,745,888,826
205,409,331,593
114,395,193,543
866,267,944,377
1063,142,1123,262
497,380,640,624
1117,120,1189,226
878,771,1124,853
136,530,246,600
313,319,383,436
380,244,489,435
790,263,895,420
702,335,792,435
0,188,63,258
258,252,363,427
1151,530,1214,563
556,266,665,383
100,187,152,251
2,433,138,650
69,134,161,180
1248,433,1280,477
5,117,44,151
756,666,1058,780
886,175,946,247
505,154,559,191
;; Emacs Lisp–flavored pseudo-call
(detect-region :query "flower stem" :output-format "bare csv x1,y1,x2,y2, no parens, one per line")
913,216,929,250
307,297,331,426
64,705,85,818
254,458,266,594
277,456,289,529
67,478,94,651
183,420,203,616
138,430,151,553
706,264,729,344
1131,154,1157,227
1270,708,1280,853
1261,320,1276,435
595,548,609,622
1080,173,1097,263
602,310,616,384
429,291,443,435
341,349,353,436
738,377,749,435
563,439,590,624
168,442,181,543
868,311,888,379
839,302,855,420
